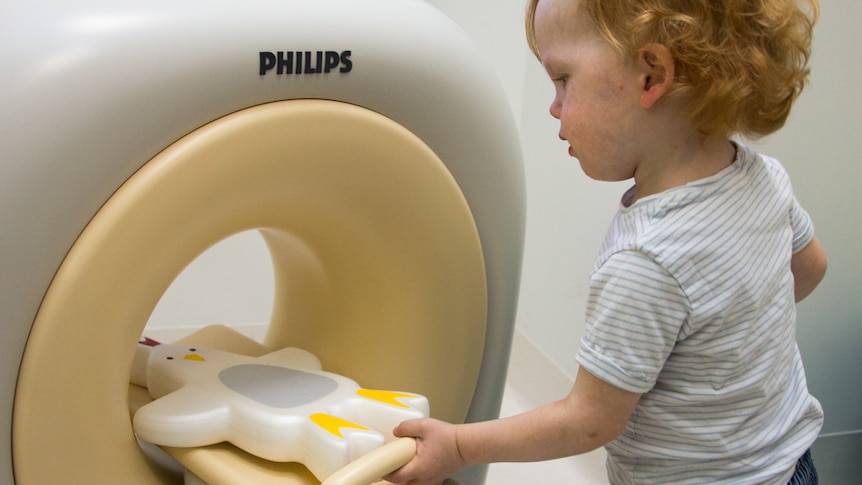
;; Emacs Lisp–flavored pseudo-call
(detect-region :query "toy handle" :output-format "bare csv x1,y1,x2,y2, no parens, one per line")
321,437,416,485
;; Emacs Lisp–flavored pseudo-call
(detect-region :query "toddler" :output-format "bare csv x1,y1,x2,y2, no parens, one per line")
386,0,825,483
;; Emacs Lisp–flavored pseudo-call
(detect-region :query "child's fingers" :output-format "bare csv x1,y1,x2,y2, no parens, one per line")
392,417,430,438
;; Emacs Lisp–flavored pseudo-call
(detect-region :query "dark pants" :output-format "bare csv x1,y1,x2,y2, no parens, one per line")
787,449,818,485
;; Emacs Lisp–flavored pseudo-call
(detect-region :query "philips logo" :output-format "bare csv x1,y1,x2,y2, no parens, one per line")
259,51,352,75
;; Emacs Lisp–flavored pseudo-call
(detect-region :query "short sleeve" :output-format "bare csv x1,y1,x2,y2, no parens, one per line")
577,251,690,394
789,195,815,254
763,153,814,254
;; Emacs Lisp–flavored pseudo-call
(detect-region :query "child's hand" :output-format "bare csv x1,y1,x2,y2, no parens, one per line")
384,418,467,485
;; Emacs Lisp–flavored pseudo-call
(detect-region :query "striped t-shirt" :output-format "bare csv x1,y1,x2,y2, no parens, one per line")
578,143,823,484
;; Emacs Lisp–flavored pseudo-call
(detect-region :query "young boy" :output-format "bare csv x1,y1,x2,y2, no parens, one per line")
385,0,826,483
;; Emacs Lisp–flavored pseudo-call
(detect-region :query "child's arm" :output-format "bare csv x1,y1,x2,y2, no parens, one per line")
791,235,827,302
385,366,640,484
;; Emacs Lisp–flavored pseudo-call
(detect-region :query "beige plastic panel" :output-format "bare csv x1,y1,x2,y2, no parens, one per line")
13,100,486,484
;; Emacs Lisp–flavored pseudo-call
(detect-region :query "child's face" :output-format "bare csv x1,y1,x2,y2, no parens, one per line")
533,0,649,182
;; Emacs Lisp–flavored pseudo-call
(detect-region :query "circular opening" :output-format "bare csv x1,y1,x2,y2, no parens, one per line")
14,100,487,483
144,230,275,343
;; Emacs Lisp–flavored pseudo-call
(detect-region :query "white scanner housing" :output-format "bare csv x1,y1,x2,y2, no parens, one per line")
0,1,525,483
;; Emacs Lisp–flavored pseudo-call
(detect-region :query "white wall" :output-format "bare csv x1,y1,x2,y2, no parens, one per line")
148,0,861,466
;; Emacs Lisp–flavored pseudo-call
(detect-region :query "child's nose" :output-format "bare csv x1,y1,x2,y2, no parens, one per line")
549,97,562,120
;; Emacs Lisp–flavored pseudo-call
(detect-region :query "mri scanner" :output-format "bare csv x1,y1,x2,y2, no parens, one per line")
0,0,525,483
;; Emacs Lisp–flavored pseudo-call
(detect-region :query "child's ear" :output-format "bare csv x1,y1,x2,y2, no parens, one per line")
638,43,675,109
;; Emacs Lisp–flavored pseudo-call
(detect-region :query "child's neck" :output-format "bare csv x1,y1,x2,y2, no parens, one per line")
631,136,736,203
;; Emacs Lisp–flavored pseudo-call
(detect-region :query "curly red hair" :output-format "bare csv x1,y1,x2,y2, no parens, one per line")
526,0,819,138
